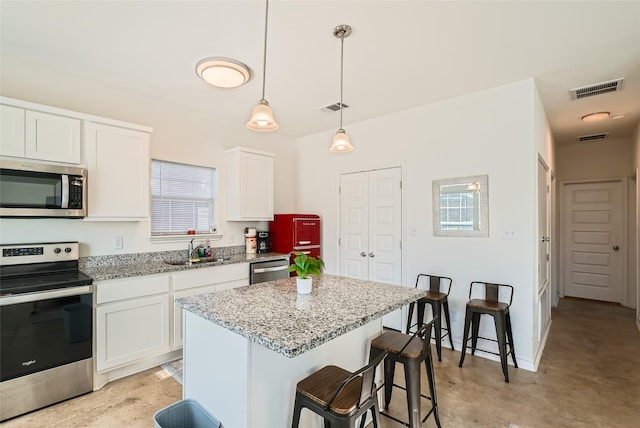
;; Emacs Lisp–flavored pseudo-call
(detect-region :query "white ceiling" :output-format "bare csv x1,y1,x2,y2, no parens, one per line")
2,1,639,144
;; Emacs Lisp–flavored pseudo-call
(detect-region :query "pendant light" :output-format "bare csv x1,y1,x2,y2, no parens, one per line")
329,24,353,153
247,0,279,132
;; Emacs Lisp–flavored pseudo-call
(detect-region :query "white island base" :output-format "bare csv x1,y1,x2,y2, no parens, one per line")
183,311,382,428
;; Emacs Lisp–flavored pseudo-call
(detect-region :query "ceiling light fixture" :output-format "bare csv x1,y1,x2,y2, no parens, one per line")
581,111,610,122
195,57,251,88
247,0,278,132
329,24,353,153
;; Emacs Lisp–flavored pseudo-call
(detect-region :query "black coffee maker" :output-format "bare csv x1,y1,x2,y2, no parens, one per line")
257,231,270,253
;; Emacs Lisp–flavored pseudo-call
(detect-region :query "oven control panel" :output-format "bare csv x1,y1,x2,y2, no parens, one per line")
0,242,79,266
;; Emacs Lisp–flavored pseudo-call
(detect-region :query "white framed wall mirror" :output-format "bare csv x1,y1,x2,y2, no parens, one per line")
432,174,489,237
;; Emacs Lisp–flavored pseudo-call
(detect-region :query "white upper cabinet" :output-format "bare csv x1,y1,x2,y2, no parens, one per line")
0,105,26,157
0,102,81,164
226,147,274,221
25,111,81,164
85,122,150,220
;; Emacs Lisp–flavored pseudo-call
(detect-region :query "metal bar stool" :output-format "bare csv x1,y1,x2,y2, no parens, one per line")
291,350,388,428
369,318,441,428
406,274,454,361
458,281,518,382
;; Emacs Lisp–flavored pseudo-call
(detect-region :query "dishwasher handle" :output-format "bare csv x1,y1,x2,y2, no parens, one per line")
253,265,289,274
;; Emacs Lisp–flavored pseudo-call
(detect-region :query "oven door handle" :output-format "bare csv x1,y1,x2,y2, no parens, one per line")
0,285,91,306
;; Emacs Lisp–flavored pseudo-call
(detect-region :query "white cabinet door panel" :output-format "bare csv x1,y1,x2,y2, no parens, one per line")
25,111,81,163
0,105,25,157
86,123,149,219
96,294,170,371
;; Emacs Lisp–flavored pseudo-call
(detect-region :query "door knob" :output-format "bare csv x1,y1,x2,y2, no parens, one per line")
369,252,375,258
361,252,367,257
613,245,620,251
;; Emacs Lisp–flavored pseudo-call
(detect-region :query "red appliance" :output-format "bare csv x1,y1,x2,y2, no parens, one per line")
269,214,321,272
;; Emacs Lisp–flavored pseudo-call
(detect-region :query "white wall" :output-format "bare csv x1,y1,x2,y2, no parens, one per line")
294,78,542,370
556,137,637,309
0,57,297,256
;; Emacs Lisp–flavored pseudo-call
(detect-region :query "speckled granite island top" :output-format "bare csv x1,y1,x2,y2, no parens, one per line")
177,274,427,358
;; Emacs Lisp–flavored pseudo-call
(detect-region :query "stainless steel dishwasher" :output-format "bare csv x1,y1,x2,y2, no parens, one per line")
250,258,289,284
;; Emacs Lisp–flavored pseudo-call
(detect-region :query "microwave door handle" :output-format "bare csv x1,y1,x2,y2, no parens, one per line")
61,175,69,208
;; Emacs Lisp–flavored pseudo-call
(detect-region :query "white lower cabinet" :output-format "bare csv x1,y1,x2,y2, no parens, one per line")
171,263,249,349
95,274,170,372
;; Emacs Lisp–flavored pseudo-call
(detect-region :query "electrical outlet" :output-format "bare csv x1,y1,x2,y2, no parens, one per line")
502,228,518,240
113,236,123,249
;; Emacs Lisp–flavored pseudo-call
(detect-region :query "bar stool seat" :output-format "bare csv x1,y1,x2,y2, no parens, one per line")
369,319,441,428
291,351,387,428
458,281,518,383
406,274,454,361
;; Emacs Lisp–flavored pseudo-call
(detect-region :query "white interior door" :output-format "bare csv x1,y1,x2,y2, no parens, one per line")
340,171,369,279
340,167,403,329
562,180,625,302
538,159,550,292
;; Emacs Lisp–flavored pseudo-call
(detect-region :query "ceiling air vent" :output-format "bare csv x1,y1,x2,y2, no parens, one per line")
577,133,610,142
323,102,349,112
569,78,624,100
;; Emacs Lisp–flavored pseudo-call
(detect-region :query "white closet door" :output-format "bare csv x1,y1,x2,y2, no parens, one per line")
340,167,403,329
340,171,370,280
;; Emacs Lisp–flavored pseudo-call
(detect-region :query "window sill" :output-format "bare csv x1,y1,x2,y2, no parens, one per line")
149,233,223,244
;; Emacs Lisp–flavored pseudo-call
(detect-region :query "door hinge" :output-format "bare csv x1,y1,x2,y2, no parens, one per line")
547,185,550,193
400,180,402,189
546,253,549,261
338,238,341,246
338,186,341,195
400,240,402,250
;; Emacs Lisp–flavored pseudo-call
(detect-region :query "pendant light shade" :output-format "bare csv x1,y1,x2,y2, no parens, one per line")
329,129,353,153
329,24,353,153
247,99,279,131
247,0,279,132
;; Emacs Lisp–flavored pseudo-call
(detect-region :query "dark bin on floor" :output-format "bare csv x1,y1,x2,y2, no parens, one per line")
153,399,220,428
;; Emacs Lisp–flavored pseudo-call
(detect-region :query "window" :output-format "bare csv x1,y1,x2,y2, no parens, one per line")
432,174,489,237
151,160,216,235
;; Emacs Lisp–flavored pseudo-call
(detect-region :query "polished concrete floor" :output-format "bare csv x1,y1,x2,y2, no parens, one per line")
2,297,638,427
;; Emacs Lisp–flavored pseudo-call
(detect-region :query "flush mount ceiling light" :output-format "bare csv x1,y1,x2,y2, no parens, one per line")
195,57,251,88
581,111,610,122
247,0,278,132
329,24,353,153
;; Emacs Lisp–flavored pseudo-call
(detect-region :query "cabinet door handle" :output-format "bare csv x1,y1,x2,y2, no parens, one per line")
369,252,375,258
298,241,312,245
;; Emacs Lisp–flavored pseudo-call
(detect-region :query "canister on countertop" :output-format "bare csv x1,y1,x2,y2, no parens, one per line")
245,236,257,254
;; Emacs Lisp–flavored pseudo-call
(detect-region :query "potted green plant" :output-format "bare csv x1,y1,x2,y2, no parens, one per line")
288,252,325,294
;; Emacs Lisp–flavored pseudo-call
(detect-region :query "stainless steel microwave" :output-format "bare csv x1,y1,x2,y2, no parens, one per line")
0,160,86,218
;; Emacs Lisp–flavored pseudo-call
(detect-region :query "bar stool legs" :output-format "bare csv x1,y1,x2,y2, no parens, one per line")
459,281,518,383
371,321,441,428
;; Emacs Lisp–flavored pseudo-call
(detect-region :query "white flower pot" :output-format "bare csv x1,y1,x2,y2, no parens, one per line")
296,277,312,294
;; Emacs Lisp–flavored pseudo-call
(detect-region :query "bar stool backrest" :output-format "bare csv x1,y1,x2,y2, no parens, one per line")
416,274,452,294
399,316,437,358
469,281,514,306
324,349,388,411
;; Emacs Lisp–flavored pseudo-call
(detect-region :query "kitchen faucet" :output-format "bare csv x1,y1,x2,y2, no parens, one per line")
188,238,207,259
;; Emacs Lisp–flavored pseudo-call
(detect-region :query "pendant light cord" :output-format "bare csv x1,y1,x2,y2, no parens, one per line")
261,0,269,101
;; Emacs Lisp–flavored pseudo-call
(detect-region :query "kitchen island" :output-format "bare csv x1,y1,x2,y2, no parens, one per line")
177,274,427,428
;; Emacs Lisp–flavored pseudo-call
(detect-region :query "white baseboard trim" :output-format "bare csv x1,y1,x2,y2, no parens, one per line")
93,349,182,390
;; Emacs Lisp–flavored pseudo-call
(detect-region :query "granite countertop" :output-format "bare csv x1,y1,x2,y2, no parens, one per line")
82,252,288,282
177,274,428,358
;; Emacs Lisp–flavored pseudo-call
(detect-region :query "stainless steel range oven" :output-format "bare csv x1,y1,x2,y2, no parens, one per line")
0,242,93,421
